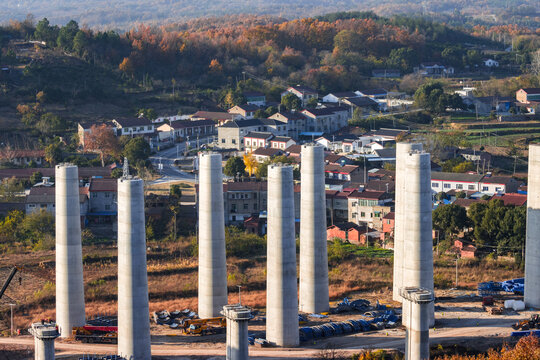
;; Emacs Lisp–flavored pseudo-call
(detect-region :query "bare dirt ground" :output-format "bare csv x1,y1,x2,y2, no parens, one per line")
0,290,536,359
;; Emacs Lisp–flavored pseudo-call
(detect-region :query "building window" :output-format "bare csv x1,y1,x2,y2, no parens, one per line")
105,193,110,198
232,215,236,221
443,184,450,189
468,185,475,190
232,139,236,144
221,139,225,143
432,183,439,187
386,220,390,224
253,203,257,210
482,186,489,191
243,204,248,210
352,212,357,218
360,212,365,217
92,193,98,198
456,184,463,190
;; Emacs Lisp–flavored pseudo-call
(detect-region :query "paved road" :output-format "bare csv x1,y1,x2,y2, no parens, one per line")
149,137,212,184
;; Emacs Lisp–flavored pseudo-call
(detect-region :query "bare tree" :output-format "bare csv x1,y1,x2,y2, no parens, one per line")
85,124,121,167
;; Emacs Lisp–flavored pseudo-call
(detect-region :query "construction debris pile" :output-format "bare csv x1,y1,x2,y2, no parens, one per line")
478,278,524,296
153,309,197,327
299,309,400,342
511,314,540,338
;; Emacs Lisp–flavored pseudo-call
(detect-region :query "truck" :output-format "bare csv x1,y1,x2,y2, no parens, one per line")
180,317,226,335
73,325,118,343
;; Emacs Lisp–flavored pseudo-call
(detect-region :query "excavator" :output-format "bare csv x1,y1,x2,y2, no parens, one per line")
180,317,226,335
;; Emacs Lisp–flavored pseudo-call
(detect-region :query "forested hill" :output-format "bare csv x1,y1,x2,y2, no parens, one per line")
1,0,539,29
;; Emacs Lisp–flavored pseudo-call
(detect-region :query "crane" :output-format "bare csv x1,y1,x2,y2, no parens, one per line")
0,267,17,300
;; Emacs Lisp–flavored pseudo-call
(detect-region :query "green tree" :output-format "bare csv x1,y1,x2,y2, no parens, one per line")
281,93,302,111
73,30,88,55
123,137,151,165
34,18,59,45
432,204,469,239
44,142,63,165
223,157,245,177
0,177,24,202
30,171,43,185
57,20,79,51
36,113,67,134
414,81,464,114
388,47,417,72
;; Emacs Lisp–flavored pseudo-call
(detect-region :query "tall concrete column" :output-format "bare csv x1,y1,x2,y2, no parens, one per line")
222,305,251,360
401,287,433,360
198,153,228,318
117,177,151,360
402,151,434,327
55,164,85,338
299,144,329,314
525,144,540,308
29,322,59,360
266,164,299,347
393,143,423,302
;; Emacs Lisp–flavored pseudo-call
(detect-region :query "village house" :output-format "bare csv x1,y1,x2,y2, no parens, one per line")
356,89,388,99
26,186,89,218
381,212,395,239
0,149,45,166
322,91,358,103
218,119,286,150
251,147,284,163
341,96,380,114
478,176,519,195
243,91,267,106
244,132,274,153
112,117,155,137
325,164,360,181
300,107,349,134
270,136,296,150
157,119,215,141
431,172,484,193
228,104,261,119
191,111,240,126
347,190,392,229
221,181,300,225
268,111,306,139
281,85,318,106
516,88,540,104
326,190,352,224
483,59,499,67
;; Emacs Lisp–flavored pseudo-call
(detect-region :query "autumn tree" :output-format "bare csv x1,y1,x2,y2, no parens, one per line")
243,153,258,177
85,124,121,167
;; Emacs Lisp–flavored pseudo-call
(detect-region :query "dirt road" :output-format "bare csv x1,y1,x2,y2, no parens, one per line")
0,307,531,359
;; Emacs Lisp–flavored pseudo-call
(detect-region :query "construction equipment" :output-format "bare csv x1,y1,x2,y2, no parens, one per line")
73,325,118,343
512,315,540,331
0,267,18,300
180,317,226,335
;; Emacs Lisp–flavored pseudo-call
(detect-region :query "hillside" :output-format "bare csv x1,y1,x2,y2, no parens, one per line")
1,0,539,29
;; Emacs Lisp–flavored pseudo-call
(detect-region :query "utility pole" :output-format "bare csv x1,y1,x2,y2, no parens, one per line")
455,257,459,288
237,285,243,305
9,303,15,336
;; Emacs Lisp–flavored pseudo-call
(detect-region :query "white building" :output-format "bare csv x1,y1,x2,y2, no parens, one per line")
112,118,155,136
484,59,499,67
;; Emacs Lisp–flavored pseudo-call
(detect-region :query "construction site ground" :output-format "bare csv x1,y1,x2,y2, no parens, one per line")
0,290,536,359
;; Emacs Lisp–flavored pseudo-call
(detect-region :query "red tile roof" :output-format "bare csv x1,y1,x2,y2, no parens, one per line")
494,193,527,206
89,178,117,192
